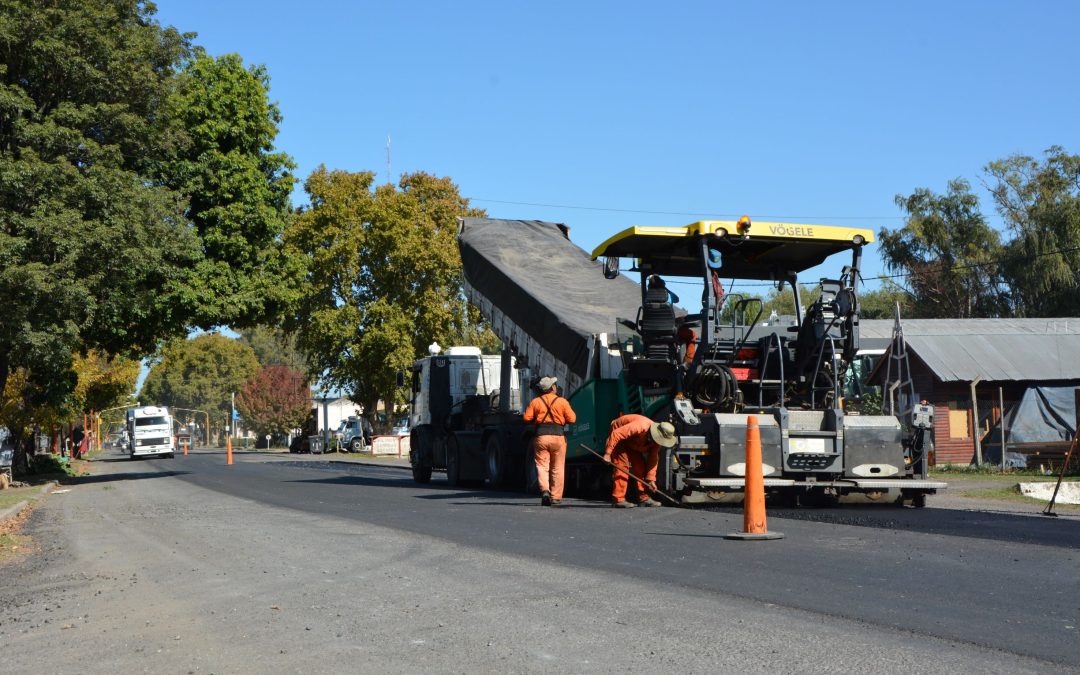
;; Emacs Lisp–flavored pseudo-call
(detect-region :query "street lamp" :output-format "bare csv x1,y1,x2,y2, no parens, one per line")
96,403,139,452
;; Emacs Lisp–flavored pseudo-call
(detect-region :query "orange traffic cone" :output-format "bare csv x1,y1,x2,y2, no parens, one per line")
227,435,233,465
183,438,188,456
726,415,784,540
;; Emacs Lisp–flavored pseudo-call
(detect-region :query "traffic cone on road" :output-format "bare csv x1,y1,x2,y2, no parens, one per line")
183,438,188,456
227,435,233,466
726,415,784,540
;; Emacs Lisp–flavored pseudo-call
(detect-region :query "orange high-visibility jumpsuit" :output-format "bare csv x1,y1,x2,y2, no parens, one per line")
522,390,576,500
604,414,660,504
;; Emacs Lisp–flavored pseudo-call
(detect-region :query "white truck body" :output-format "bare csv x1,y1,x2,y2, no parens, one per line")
409,347,522,429
127,406,175,459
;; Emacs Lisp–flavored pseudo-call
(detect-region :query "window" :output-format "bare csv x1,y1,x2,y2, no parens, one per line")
948,410,970,439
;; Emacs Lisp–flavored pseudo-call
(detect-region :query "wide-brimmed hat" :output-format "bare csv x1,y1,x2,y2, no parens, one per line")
649,422,677,448
538,376,557,392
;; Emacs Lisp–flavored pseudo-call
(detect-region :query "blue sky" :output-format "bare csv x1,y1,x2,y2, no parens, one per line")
154,0,1080,292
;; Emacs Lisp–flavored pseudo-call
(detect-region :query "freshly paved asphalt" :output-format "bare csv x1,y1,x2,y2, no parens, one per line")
170,449,1080,667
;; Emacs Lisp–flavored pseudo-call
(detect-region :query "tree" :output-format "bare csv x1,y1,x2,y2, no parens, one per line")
236,325,310,373
72,350,140,415
140,333,260,436
284,168,487,422
858,282,911,320
234,365,311,441
880,180,1008,318
0,0,198,461
160,50,300,329
718,284,820,324
0,3,302,462
986,146,1080,317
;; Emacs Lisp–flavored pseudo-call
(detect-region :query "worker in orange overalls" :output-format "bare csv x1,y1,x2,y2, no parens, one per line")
522,376,576,507
603,414,678,508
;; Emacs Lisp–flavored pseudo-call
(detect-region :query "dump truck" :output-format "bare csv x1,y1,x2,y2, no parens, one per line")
408,218,661,493
408,216,943,506
407,346,520,484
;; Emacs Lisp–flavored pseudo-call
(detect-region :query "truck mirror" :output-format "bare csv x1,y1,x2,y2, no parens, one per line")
603,256,620,280
396,370,405,388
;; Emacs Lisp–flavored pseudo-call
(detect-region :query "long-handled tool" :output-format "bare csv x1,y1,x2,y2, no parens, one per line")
1043,429,1079,517
580,443,682,507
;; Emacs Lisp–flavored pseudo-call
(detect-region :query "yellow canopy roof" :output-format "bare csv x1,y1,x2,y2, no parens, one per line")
591,220,874,279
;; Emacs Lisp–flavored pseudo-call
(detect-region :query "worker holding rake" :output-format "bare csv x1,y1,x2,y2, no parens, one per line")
603,414,678,508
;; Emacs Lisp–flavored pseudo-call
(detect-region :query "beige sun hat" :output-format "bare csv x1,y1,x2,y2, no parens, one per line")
538,376,557,392
649,421,677,448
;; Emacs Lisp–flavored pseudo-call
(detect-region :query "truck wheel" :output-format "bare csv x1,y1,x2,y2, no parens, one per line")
409,429,432,483
912,493,927,508
350,438,364,453
446,438,462,487
524,454,539,495
485,434,509,489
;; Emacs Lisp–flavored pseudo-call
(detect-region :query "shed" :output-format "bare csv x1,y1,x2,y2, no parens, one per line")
863,318,1080,466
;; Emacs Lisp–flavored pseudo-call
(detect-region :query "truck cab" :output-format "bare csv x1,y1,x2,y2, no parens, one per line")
335,415,372,453
408,346,523,485
127,406,175,459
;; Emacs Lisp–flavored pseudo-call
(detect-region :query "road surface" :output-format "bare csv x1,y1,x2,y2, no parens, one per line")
1,449,1077,673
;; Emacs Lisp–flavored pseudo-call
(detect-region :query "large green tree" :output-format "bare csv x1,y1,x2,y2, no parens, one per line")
987,146,1080,317
0,0,198,457
161,51,299,328
0,2,300,460
236,325,309,373
284,169,489,420
880,179,1008,318
140,333,260,437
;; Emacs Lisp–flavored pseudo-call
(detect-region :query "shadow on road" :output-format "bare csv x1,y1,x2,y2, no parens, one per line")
289,474,569,507
66,470,192,485
759,504,1080,550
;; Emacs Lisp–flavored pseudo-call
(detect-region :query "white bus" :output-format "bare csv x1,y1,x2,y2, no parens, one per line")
127,406,175,459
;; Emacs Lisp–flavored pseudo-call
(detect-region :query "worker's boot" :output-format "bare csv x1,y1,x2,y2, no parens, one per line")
541,491,552,506
611,500,636,508
638,497,662,507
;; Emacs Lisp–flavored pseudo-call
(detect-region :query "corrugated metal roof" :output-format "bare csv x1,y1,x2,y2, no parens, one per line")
860,318,1080,338
859,318,1080,382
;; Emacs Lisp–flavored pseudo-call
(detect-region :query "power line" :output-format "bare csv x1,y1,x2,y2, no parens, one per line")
628,244,1080,291
468,197,906,221
871,245,1080,281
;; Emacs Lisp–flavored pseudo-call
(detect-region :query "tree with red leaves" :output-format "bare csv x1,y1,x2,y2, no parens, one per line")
235,366,312,441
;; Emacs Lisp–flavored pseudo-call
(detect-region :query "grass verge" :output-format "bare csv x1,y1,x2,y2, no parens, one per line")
956,484,1080,511
0,485,41,510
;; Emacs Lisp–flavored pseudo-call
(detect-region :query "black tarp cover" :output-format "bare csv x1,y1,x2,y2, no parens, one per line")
458,218,644,379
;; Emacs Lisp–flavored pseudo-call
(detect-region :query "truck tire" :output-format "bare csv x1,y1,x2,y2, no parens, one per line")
524,454,539,495
410,429,432,484
485,434,510,489
350,438,364,453
446,437,462,487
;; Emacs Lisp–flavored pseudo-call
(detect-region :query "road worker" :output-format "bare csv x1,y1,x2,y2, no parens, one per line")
603,414,678,508
522,376,576,506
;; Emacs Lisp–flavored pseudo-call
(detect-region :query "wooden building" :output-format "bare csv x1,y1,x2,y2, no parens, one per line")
862,318,1080,466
